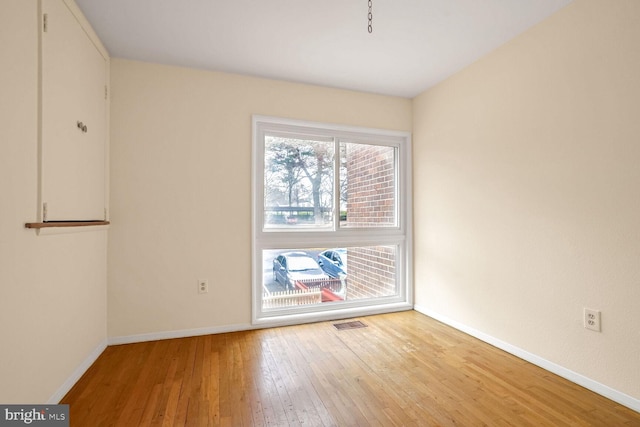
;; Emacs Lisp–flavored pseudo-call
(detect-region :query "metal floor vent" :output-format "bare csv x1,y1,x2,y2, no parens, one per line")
333,321,367,330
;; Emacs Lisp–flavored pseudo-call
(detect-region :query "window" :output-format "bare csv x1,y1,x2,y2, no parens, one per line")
252,116,412,325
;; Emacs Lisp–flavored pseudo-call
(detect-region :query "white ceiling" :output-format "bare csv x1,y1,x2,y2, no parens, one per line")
75,0,573,98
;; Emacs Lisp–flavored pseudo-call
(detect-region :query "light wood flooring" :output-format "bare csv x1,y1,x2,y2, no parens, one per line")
62,311,640,426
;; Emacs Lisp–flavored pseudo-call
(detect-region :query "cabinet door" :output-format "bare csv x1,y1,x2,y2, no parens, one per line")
41,0,107,221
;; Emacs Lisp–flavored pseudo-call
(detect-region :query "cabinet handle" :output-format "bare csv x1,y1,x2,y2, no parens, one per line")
77,121,88,133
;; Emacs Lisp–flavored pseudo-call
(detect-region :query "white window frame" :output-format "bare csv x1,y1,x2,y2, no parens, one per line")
252,115,413,326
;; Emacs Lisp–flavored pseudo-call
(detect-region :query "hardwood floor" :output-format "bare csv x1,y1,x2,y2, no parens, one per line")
62,311,640,426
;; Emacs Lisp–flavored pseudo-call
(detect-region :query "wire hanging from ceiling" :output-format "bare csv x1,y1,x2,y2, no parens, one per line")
368,0,373,33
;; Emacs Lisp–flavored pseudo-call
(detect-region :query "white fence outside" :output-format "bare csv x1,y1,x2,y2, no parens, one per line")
262,288,322,309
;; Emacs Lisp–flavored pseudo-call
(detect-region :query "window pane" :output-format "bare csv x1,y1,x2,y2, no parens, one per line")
264,135,334,229
343,245,397,299
262,246,397,311
341,143,396,228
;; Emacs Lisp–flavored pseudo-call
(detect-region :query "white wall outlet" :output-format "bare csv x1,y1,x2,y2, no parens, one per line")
198,279,209,294
584,308,601,332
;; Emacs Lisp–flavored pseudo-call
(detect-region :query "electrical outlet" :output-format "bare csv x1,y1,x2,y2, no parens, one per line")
198,279,209,294
584,308,601,332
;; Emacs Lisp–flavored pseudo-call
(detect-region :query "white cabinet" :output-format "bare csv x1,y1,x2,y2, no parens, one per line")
39,0,108,222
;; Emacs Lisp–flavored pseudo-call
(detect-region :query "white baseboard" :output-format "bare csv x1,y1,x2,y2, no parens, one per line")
108,323,254,345
109,304,414,345
413,305,640,414
57,307,638,414
48,339,108,404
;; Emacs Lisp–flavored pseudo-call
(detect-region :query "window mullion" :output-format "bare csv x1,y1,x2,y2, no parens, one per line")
334,137,341,231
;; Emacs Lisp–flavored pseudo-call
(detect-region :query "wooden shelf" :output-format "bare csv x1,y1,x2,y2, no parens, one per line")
25,220,110,229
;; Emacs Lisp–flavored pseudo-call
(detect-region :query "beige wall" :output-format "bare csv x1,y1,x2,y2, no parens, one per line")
5,0,638,407
413,0,640,400
108,59,412,338
0,0,107,403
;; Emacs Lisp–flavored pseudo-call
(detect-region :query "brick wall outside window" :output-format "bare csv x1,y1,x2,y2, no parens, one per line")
345,144,397,300
345,245,396,300
345,144,395,227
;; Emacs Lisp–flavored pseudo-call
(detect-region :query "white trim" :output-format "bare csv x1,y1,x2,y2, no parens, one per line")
252,115,411,140
108,305,414,346
413,305,640,414
48,339,107,404
254,302,413,328
107,323,254,345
